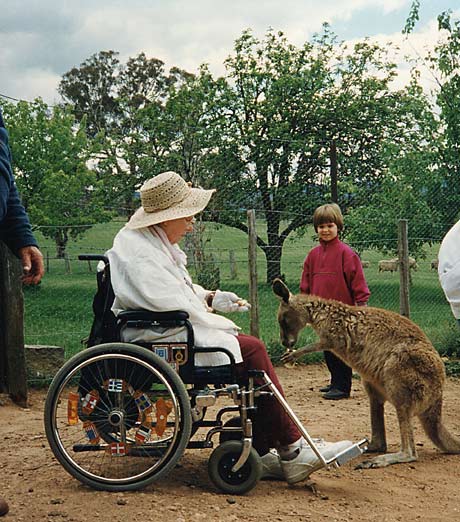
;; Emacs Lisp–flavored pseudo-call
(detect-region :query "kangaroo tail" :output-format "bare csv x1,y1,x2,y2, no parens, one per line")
419,399,460,453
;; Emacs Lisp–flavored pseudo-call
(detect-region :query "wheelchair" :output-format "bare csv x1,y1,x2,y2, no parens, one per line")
44,254,367,494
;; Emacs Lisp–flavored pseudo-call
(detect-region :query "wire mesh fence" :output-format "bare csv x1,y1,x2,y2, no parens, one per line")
21,206,459,388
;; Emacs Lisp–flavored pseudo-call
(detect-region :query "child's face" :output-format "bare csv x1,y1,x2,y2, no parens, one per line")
317,222,338,242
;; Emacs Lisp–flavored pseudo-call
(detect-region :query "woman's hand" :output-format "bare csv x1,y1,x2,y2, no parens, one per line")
211,290,251,313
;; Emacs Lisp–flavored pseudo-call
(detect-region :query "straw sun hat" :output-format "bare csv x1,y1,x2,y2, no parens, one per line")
127,171,216,229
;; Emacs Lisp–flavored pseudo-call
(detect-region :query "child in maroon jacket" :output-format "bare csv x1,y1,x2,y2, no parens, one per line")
300,203,370,400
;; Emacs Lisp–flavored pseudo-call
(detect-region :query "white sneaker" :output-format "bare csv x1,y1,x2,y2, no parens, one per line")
281,439,353,485
260,449,284,480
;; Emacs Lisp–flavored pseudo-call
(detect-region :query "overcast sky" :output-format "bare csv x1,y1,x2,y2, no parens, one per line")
0,0,457,105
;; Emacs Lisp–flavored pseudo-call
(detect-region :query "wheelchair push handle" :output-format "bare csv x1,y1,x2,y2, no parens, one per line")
78,254,109,263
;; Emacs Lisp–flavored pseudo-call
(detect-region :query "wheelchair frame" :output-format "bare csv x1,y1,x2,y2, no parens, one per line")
44,254,367,495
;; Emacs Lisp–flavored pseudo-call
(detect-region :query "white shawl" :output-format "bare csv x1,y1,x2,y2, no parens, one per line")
107,225,242,366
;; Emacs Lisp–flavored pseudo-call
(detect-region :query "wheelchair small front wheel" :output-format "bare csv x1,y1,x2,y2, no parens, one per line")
208,440,262,495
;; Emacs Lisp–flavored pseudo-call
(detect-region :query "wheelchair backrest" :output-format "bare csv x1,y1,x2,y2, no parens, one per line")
79,255,119,347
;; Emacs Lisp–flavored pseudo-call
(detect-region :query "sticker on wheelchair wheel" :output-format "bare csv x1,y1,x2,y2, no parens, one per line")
67,391,80,425
133,391,153,413
106,442,128,456
81,390,100,415
105,379,125,393
155,398,173,436
83,421,100,445
135,424,152,444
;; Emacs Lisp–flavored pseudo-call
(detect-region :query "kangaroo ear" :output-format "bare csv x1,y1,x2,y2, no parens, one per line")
272,278,291,303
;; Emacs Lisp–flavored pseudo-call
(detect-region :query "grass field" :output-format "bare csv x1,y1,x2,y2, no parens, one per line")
24,219,458,369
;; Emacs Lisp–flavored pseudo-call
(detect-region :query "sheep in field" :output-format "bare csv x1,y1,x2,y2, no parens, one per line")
378,257,418,273
378,259,399,273
408,257,418,271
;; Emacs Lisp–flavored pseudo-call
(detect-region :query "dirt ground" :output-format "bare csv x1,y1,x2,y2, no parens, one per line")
1,363,460,522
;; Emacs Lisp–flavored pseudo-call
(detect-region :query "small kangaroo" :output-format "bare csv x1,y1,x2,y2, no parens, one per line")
272,278,460,468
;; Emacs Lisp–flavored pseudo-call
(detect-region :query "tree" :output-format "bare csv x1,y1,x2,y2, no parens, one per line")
197,28,434,281
430,11,460,228
59,51,196,212
1,99,111,257
403,4,460,231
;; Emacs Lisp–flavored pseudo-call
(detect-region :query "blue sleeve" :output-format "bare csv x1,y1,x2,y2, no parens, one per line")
0,119,13,222
0,110,38,254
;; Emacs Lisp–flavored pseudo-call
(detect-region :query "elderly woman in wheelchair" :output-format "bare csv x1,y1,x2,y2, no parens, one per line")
44,171,366,494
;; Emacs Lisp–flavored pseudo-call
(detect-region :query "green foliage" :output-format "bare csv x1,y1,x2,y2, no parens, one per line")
402,0,420,35
0,100,112,256
437,322,460,358
59,50,202,210
445,361,460,377
203,28,435,281
53,29,438,283
430,11,460,234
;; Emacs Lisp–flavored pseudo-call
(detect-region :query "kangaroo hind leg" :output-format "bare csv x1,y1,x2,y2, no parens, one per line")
363,380,387,453
357,405,417,469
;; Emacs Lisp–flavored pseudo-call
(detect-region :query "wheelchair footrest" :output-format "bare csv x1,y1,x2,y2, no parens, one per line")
329,439,368,467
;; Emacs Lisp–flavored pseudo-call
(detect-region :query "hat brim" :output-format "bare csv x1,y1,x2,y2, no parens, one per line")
126,187,216,229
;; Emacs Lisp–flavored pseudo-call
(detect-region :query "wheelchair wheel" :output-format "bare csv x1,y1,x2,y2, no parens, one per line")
44,343,192,491
208,440,262,495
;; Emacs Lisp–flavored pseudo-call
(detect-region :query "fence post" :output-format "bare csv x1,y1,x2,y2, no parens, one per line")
65,253,71,274
398,219,410,318
229,250,237,280
329,139,338,203
247,210,260,338
0,241,28,406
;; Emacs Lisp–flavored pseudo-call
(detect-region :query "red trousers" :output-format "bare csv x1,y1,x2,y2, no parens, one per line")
235,333,301,454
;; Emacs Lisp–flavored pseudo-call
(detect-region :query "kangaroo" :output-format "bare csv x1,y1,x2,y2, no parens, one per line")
272,278,460,468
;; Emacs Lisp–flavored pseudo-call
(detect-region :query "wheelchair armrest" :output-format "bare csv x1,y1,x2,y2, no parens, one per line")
117,309,190,328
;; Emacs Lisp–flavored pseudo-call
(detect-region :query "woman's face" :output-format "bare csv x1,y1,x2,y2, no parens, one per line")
160,215,196,244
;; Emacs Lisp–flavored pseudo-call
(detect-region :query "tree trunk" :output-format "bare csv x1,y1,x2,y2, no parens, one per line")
55,229,69,259
263,241,283,283
264,210,283,283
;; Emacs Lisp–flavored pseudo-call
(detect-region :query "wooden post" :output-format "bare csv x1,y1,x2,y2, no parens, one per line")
398,219,410,318
65,253,71,274
229,250,237,280
46,248,50,273
0,241,28,406
247,210,260,338
330,140,338,203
